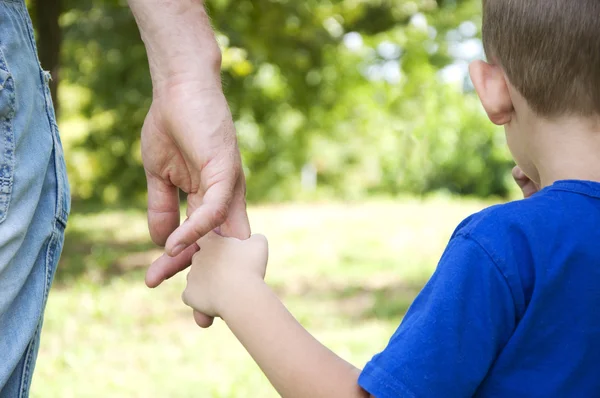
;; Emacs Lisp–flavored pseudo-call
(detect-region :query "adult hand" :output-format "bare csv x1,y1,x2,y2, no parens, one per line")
129,0,251,327
142,83,251,328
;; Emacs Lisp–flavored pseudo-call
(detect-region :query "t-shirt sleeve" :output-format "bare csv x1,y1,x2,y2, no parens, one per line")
358,235,517,398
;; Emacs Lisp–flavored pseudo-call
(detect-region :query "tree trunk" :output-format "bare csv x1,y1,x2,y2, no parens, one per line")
33,0,61,114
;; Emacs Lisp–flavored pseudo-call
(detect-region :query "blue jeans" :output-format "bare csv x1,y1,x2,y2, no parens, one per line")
0,1,70,396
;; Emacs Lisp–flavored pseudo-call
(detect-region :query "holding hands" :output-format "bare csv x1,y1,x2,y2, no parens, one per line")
129,0,251,327
182,232,269,322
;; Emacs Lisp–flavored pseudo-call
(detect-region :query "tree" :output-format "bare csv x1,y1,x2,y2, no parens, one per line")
32,0,62,113
33,0,512,203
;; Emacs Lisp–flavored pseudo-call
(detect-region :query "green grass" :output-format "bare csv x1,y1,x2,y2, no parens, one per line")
32,197,492,397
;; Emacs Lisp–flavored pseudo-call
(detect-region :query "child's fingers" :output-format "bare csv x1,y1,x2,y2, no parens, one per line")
248,233,268,247
181,286,216,328
193,310,214,328
196,230,224,248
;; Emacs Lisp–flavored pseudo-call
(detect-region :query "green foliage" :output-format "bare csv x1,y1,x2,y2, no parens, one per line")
51,0,511,203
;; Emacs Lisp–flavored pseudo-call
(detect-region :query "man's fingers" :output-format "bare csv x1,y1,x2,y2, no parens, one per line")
219,175,251,240
145,243,199,288
146,173,180,246
165,175,236,256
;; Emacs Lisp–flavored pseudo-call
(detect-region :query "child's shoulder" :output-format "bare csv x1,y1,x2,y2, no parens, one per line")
443,181,600,321
458,180,600,241
450,189,580,267
454,194,558,241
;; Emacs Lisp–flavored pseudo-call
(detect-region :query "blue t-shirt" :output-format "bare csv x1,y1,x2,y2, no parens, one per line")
358,180,600,397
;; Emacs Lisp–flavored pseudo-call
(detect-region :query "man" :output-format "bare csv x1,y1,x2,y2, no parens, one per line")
0,0,246,396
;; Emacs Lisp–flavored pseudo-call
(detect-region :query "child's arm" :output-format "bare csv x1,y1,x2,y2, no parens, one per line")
221,276,369,397
182,232,372,398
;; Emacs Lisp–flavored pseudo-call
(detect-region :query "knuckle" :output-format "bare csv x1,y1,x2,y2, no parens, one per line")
253,234,268,247
188,216,209,239
210,205,228,226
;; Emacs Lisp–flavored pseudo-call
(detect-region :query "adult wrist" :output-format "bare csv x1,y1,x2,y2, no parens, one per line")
128,0,222,89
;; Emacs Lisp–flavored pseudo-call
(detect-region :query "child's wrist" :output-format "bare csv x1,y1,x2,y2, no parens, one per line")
218,275,267,319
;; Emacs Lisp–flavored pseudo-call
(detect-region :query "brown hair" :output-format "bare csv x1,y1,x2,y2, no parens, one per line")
482,0,600,117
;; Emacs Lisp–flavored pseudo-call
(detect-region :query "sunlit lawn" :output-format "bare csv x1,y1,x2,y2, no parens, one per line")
32,196,493,397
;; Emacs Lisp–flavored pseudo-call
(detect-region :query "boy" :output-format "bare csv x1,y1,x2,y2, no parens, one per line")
182,0,600,396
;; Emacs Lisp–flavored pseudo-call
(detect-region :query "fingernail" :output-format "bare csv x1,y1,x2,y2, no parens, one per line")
171,244,186,256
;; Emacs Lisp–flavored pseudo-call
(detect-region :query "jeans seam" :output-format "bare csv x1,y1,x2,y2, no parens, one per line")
0,17,15,224
17,323,39,398
18,2,67,226
15,3,39,62
51,128,68,226
18,229,58,397
0,87,15,221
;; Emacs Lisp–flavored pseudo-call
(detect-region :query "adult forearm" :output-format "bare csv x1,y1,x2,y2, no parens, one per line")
221,279,369,398
128,0,222,90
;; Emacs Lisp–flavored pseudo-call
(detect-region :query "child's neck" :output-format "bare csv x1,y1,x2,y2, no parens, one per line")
528,116,600,188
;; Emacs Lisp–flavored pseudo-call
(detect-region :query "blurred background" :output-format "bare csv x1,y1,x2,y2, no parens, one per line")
26,0,517,396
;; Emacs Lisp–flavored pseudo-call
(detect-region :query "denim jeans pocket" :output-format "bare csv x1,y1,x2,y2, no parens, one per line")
0,48,15,224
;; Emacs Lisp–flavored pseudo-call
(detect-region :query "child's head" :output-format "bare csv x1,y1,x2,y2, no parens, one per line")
469,0,600,183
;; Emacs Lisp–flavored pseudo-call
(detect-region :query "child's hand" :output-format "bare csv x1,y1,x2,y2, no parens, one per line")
182,231,268,320
512,166,540,198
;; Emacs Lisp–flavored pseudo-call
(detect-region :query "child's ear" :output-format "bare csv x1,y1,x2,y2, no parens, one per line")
469,60,513,125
